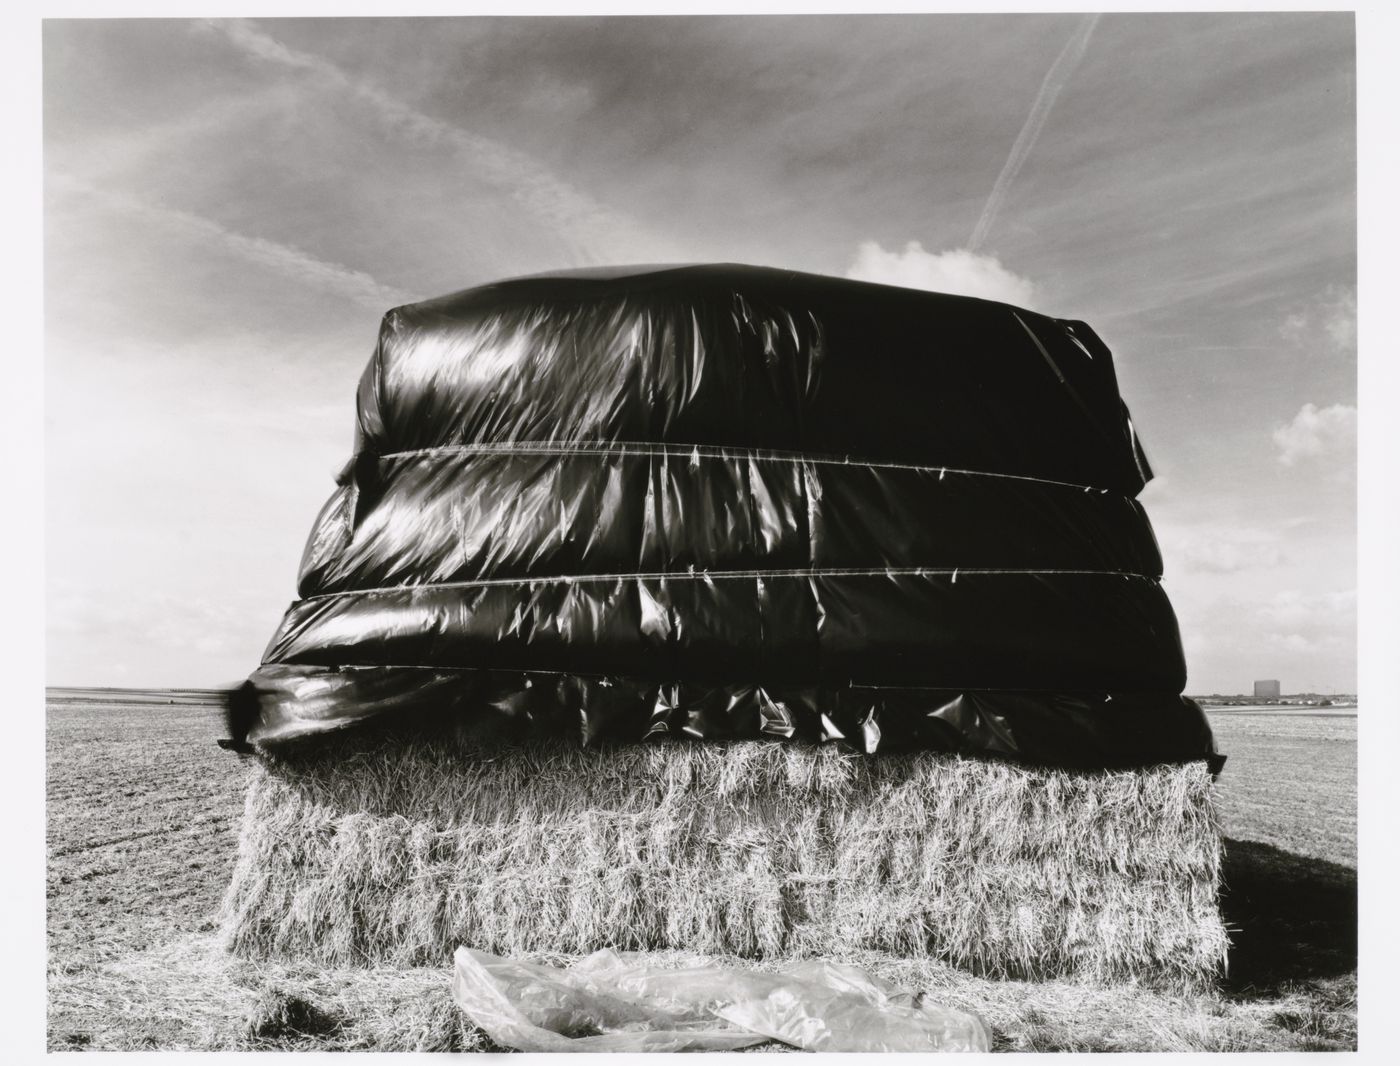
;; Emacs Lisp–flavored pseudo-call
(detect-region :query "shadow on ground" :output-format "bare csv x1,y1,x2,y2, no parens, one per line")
1219,837,1356,997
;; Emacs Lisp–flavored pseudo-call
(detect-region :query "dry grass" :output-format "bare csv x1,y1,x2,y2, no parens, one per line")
47,695,1357,1052
46,698,246,964
1208,710,1356,865
219,732,1227,990
47,932,498,1052
46,931,1354,1052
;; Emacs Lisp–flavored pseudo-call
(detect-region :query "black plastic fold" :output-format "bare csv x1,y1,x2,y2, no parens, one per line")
235,665,1220,773
297,448,1163,597
233,264,1216,769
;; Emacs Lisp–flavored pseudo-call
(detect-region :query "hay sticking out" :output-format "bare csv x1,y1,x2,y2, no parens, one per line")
219,737,1225,990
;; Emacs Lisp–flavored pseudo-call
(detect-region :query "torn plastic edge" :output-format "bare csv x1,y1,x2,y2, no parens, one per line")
223,667,1224,775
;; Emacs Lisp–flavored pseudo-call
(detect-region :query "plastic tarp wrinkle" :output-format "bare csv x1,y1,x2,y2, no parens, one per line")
233,264,1218,770
450,947,992,1053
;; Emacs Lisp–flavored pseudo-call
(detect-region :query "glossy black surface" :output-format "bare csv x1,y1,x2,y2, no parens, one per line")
235,264,1215,768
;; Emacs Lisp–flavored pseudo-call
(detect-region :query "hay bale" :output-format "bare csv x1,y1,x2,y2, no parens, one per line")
219,736,1225,991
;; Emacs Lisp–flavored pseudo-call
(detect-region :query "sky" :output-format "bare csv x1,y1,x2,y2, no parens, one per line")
42,12,1357,694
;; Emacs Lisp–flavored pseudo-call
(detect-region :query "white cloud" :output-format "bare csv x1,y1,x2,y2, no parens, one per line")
1171,586,1357,693
1165,525,1286,574
844,241,1038,308
1272,402,1357,467
1255,590,1356,656
48,579,275,686
1324,294,1357,352
1260,588,1356,632
1279,285,1356,357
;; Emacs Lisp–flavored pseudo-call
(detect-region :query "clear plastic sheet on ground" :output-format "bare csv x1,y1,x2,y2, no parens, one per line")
450,946,992,1052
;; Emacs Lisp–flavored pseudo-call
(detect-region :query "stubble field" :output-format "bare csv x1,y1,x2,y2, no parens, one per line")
46,694,1358,1052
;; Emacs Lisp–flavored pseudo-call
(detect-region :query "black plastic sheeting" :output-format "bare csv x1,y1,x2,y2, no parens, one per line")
230,264,1220,771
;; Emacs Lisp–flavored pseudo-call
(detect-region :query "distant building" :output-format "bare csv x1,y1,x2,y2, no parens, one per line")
1253,680,1281,698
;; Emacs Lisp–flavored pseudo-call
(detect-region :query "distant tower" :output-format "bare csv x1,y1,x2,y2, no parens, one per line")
1254,679,1281,699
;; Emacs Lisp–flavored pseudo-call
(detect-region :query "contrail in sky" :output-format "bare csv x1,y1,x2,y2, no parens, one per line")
50,83,296,184
968,14,1101,254
51,174,420,311
202,19,660,266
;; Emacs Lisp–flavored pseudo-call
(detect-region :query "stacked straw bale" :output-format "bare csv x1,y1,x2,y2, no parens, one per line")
220,734,1225,991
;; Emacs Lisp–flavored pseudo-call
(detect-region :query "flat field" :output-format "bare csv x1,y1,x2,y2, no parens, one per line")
1208,709,1356,865
46,696,1357,1052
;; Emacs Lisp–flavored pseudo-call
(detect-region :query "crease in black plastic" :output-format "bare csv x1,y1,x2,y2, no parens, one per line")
236,264,1217,770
